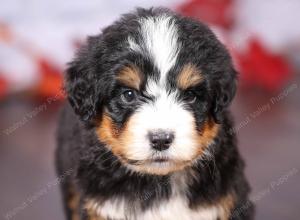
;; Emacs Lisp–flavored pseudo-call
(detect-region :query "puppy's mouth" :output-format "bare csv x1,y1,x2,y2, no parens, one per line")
152,158,169,163
126,156,172,165
119,154,193,175
125,156,192,168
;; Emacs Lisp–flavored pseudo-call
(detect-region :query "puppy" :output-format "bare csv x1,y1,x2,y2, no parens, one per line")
56,7,254,220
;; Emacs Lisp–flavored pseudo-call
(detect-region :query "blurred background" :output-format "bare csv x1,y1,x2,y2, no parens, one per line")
0,0,299,219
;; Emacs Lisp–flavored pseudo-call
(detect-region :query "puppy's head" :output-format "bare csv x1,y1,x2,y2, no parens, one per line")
66,8,237,175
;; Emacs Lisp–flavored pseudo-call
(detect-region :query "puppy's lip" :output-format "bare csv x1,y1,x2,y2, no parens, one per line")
152,158,169,163
150,155,171,163
125,157,191,166
125,157,171,165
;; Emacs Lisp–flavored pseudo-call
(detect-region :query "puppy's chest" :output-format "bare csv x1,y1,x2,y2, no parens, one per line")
87,193,223,220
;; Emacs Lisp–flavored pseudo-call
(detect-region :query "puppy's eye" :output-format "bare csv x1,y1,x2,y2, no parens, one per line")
121,90,136,103
184,90,197,103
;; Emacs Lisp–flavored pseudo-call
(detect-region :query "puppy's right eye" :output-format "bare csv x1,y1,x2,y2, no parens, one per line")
121,90,136,103
184,90,197,104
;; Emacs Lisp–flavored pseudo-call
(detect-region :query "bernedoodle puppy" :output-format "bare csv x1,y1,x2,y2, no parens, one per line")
56,7,254,220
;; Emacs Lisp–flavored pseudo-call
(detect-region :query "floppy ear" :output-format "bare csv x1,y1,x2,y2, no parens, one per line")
211,67,237,123
65,64,96,122
65,37,104,122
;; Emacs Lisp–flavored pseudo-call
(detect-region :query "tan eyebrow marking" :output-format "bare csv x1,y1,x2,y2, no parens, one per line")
116,65,143,90
177,63,203,90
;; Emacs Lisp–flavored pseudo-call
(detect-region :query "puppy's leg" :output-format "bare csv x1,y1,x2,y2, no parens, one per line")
60,180,81,220
229,200,255,220
81,206,106,220
81,200,106,220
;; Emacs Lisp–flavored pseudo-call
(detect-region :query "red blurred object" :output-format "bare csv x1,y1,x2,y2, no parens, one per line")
235,38,292,92
177,0,235,29
0,76,8,99
178,0,293,92
1,22,65,100
35,57,64,100
0,22,13,43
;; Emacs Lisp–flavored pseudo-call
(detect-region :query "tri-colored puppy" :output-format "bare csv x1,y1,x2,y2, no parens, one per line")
56,7,254,220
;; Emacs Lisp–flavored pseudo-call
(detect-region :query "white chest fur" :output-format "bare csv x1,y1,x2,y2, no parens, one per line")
85,173,229,220
89,195,220,220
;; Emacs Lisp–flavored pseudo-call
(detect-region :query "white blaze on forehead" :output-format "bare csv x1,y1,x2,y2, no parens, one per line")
126,15,196,162
128,14,180,84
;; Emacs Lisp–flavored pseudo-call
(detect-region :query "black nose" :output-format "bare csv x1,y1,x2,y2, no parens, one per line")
148,130,174,151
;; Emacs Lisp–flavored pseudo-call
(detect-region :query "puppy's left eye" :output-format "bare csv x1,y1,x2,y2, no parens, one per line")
121,89,136,103
184,90,197,103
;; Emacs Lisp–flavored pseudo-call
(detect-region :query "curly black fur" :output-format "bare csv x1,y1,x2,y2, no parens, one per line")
56,7,254,220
